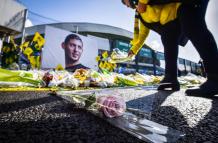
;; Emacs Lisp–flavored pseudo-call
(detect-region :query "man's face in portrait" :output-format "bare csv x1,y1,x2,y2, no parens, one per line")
62,38,83,64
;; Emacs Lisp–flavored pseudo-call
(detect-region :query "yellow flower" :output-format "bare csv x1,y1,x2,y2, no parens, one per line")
56,64,64,71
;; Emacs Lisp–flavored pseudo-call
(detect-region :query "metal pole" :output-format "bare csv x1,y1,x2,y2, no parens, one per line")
76,26,79,34
21,9,28,44
199,59,206,77
0,37,3,53
6,36,10,43
183,59,187,75
152,50,156,75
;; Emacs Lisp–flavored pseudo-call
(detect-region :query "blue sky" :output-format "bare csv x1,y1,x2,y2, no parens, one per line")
19,0,135,32
19,0,218,62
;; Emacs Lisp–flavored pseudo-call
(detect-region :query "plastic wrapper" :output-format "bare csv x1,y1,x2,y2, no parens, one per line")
0,67,205,89
73,69,89,85
0,81,37,87
97,95,126,118
129,73,155,85
86,69,104,87
99,73,117,87
56,88,155,118
178,73,206,87
151,75,163,84
44,71,79,88
115,74,138,86
88,69,103,83
56,88,184,143
57,90,126,118
135,73,154,82
0,68,43,87
109,48,135,63
95,81,107,88
78,70,117,88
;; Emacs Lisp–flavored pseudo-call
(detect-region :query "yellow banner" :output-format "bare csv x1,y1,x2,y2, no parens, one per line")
33,32,45,48
102,51,108,59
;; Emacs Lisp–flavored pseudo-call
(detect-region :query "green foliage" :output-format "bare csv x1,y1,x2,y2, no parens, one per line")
85,93,96,108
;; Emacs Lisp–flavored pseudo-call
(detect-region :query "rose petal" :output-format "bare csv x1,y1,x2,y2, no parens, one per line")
97,95,126,118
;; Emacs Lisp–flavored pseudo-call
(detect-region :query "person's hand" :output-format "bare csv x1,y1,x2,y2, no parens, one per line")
137,2,147,13
123,0,131,8
128,50,135,58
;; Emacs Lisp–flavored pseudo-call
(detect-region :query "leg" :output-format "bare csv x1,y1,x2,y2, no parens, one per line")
179,0,218,97
158,20,181,91
179,0,218,76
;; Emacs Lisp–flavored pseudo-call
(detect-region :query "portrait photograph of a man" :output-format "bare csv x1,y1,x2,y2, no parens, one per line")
41,26,98,70
62,34,89,72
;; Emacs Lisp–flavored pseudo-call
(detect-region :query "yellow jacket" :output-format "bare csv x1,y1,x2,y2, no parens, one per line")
131,0,181,54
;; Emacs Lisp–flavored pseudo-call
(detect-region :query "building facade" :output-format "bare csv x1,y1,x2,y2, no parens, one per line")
17,22,202,75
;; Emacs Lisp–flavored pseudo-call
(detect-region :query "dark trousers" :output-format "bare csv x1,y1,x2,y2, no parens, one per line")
139,0,218,79
179,0,218,77
160,0,218,79
138,15,183,80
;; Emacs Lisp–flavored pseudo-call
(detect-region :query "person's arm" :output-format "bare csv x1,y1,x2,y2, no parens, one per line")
130,20,150,55
130,13,140,46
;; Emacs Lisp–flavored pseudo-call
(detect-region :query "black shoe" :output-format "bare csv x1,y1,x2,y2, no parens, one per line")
159,77,175,84
185,79,218,97
157,80,180,91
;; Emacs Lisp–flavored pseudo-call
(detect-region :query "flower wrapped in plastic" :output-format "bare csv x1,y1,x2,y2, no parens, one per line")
57,91,126,118
42,70,79,89
0,68,43,87
97,95,126,118
109,48,135,63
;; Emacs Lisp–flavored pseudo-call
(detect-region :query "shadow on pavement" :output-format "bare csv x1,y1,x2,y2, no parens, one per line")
151,90,218,142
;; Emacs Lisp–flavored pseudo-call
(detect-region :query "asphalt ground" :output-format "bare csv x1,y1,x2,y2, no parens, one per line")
0,89,217,143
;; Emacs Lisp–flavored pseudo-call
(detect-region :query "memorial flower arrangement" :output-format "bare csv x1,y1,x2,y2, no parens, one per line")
60,92,126,118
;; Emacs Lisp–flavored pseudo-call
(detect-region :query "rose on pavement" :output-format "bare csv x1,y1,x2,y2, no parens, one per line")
97,95,126,118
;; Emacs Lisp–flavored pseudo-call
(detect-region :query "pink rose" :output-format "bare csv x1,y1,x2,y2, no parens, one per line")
97,95,126,118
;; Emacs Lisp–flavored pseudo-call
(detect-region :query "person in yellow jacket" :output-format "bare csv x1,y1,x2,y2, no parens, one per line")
122,0,218,97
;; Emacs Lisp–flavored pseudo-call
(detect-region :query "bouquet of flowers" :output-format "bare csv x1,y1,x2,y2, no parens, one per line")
109,48,135,63
0,68,43,87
